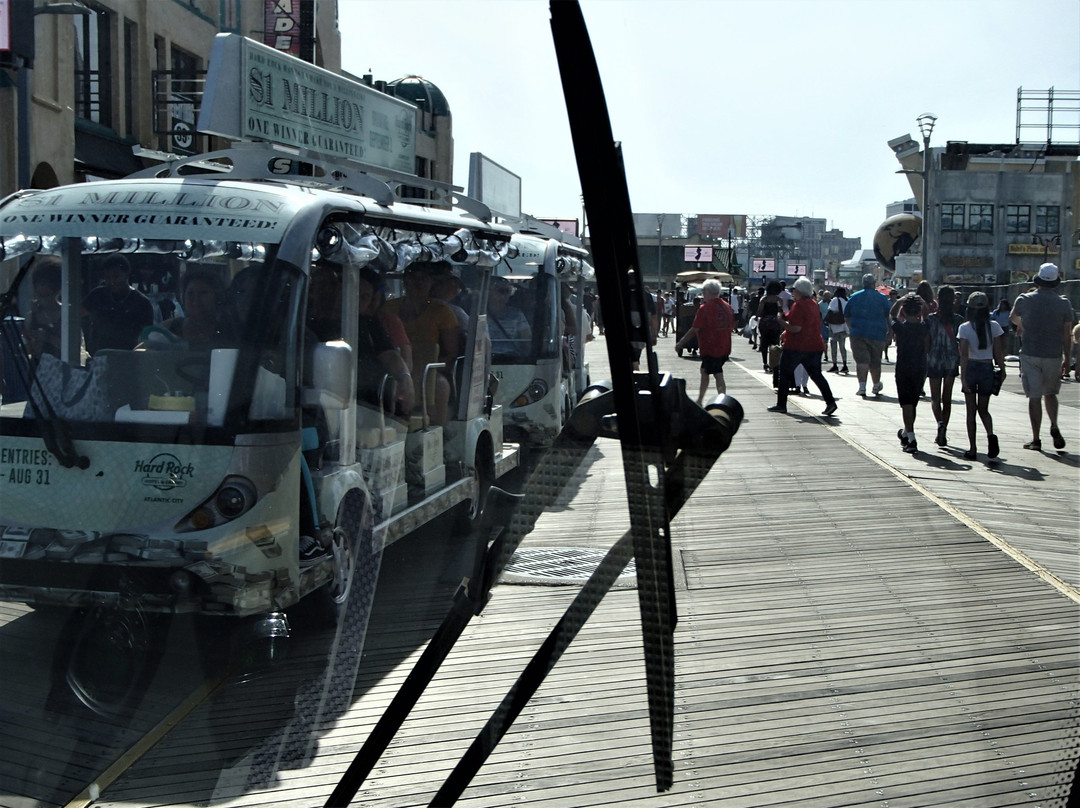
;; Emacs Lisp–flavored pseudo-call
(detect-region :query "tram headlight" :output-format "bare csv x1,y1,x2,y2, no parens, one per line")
511,379,549,408
175,476,258,532
216,483,252,518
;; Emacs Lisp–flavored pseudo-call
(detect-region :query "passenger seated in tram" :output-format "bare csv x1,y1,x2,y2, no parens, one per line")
141,267,237,350
487,276,531,360
382,263,460,427
356,266,414,417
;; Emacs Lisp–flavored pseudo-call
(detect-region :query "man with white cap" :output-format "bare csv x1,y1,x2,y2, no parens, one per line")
1010,263,1075,451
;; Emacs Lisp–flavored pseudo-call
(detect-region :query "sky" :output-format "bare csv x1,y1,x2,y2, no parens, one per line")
337,0,1080,247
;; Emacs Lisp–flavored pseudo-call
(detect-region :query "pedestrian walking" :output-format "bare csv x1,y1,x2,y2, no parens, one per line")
1009,263,1076,451
889,293,930,453
757,281,784,373
824,287,849,373
925,285,963,447
844,274,892,396
675,279,734,405
958,292,1005,460
767,277,838,416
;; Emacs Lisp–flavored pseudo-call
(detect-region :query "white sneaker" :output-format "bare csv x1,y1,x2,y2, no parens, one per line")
872,382,884,395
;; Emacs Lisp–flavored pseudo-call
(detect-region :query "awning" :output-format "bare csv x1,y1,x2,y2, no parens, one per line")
675,270,734,284
74,120,146,178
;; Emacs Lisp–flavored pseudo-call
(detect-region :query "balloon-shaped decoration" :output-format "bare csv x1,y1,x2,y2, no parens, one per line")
873,214,921,271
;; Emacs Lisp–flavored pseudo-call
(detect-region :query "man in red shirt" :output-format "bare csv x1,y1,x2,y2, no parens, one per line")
674,279,734,405
768,277,838,417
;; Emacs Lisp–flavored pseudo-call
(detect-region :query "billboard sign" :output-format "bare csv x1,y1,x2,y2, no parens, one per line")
263,0,314,60
752,258,775,274
468,153,521,219
684,246,714,262
696,214,747,239
787,263,808,276
198,34,416,174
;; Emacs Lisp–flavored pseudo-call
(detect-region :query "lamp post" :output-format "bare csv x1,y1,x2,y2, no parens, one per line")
14,2,92,190
656,213,665,290
916,112,938,285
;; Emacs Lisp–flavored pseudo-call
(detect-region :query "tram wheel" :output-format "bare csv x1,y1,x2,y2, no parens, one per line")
316,491,368,625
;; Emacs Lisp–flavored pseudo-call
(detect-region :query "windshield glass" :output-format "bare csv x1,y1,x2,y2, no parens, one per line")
1,219,299,436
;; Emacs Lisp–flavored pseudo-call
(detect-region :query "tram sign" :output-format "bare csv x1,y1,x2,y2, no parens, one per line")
199,34,416,174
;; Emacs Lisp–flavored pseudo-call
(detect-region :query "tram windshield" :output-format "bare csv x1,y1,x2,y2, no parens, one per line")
0,231,301,440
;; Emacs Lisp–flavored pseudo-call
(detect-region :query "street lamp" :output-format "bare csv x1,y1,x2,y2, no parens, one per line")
14,1,92,190
916,112,938,285
656,213,664,290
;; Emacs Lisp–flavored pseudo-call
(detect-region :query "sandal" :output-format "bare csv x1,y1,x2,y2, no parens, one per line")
1023,439,1042,451
1050,427,1065,450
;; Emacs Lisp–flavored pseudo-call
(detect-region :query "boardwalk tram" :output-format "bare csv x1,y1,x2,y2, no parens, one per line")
489,218,593,449
0,142,519,620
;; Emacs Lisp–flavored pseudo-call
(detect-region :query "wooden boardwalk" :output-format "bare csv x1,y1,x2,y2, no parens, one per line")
74,333,1080,806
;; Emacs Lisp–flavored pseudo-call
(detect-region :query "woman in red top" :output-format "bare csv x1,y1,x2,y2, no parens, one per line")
768,277,838,416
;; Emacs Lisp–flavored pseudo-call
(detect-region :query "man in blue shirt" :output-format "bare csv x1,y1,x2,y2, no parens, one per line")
844,273,892,396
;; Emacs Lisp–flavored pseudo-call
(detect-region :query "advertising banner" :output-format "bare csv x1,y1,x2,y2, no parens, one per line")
199,34,416,174
539,218,579,236
752,258,775,274
0,0,10,52
696,214,747,239
684,246,713,262
787,263,808,276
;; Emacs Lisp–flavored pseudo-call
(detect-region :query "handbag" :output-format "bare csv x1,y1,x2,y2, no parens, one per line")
992,367,1005,396
825,301,845,326
26,353,112,422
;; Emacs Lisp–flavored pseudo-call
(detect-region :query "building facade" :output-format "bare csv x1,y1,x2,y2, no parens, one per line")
893,137,1078,305
0,0,451,198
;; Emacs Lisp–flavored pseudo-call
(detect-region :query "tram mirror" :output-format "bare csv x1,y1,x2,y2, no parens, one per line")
312,340,353,410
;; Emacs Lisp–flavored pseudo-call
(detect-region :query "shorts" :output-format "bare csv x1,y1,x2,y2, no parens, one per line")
849,336,885,370
701,354,729,375
926,361,959,380
1020,354,1064,398
895,370,926,406
964,361,995,396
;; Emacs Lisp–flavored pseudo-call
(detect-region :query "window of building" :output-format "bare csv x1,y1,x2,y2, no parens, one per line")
73,4,113,127
941,204,965,231
1036,205,1060,234
1006,205,1030,234
968,204,993,232
123,19,136,137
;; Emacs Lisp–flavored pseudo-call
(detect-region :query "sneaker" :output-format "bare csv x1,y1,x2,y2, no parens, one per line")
827,365,838,373
299,534,326,566
963,449,978,460
857,384,867,397
935,423,947,447
822,402,838,417
897,428,909,448
841,365,849,374
766,404,788,413
1023,439,1042,451
987,434,1000,458
903,439,918,454
872,382,884,395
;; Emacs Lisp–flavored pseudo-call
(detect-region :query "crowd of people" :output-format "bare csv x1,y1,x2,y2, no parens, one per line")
638,265,1076,463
